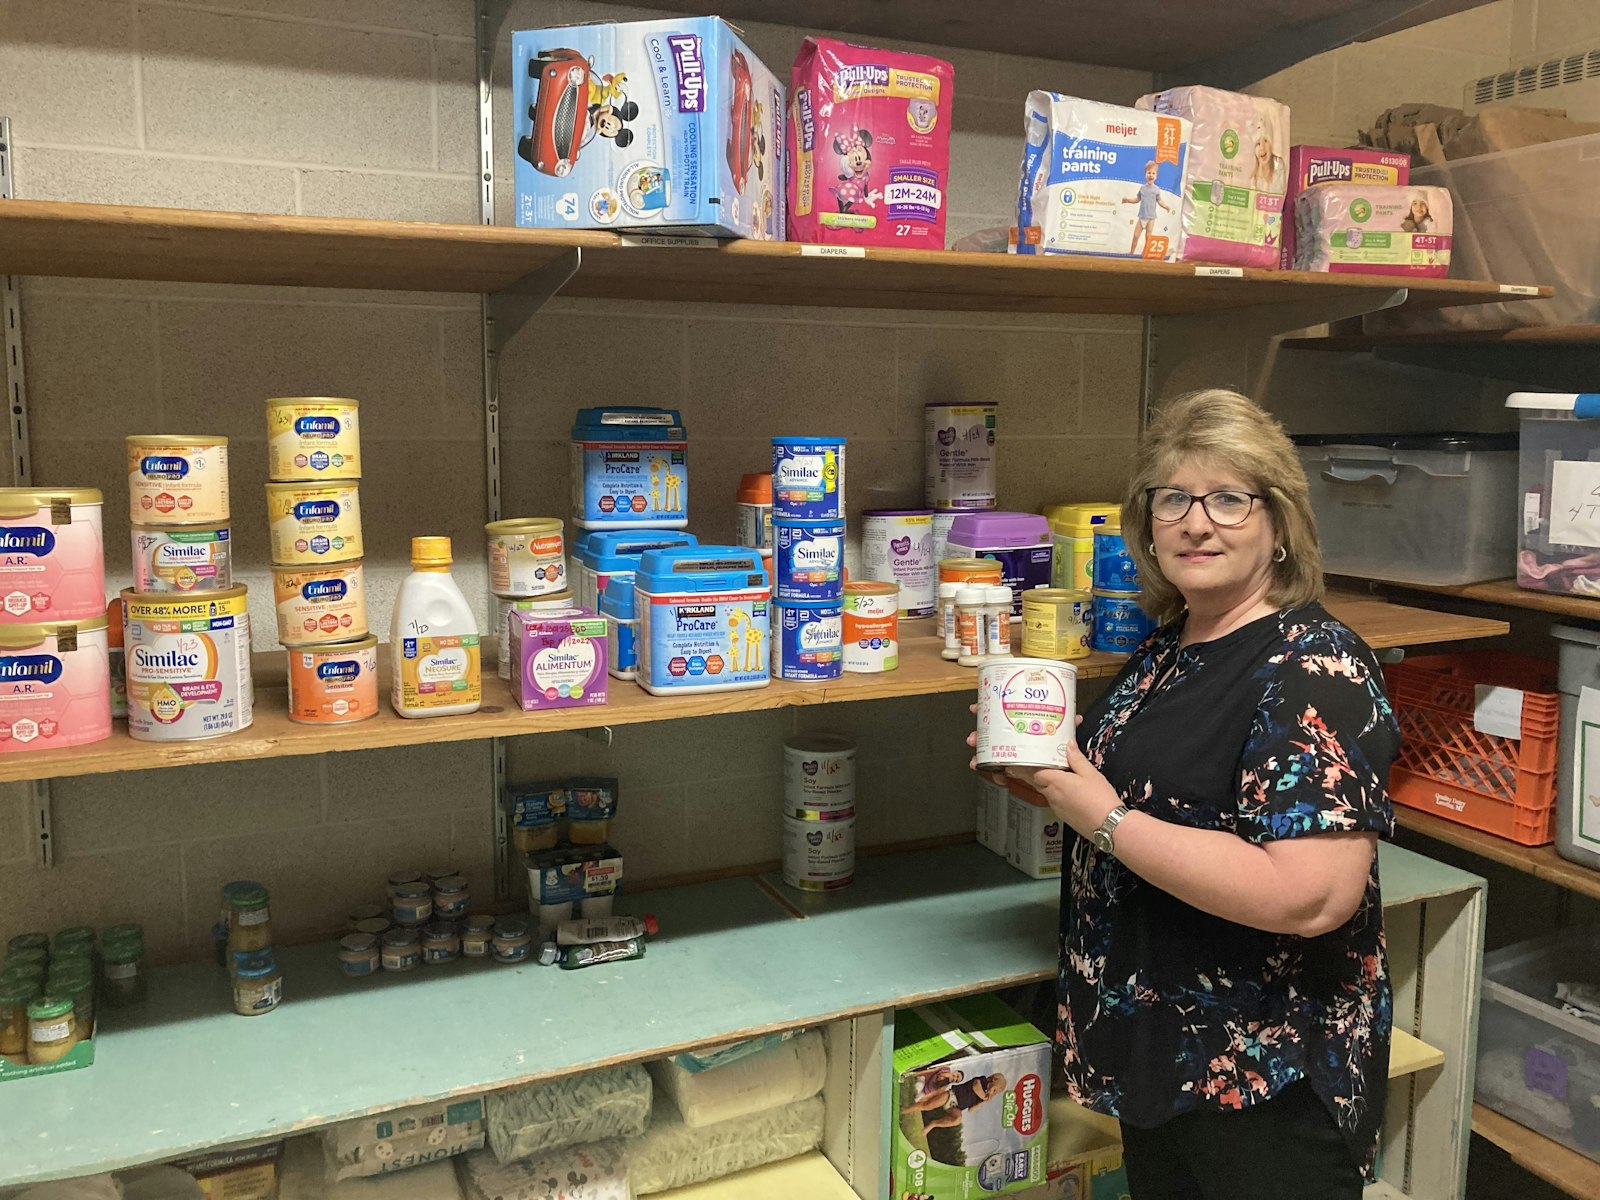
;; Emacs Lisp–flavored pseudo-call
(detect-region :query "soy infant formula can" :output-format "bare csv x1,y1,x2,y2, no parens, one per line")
570,407,688,531
264,397,360,481
123,586,254,741
783,733,857,812
773,519,845,603
782,807,855,891
861,509,934,617
0,617,111,753
773,600,844,682
131,524,231,593
264,481,363,565
771,437,845,521
0,488,105,622
634,546,771,695
286,634,378,725
272,560,369,646
126,436,229,524
842,580,899,674
975,657,1077,771
924,402,997,509
485,518,566,598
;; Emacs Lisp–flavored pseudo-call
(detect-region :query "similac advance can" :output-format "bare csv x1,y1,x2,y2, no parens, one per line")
771,437,845,521
1091,591,1156,654
485,518,566,598
264,397,361,481
975,657,1077,771
265,481,363,565
924,402,997,509
774,519,845,603
783,733,857,811
123,586,253,741
570,406,687,531
773,600,843,682
0,618,111,753
634,547,771,695
272,560,368,646
0,489,105,622
842,580,898,674
126,436,230,524
783,807,855,891
286,635,378,724
1021,588,1091,660
861,509,934,617
131,525,231,593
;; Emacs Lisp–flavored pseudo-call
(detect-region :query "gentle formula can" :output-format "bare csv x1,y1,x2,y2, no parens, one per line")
783,733,856,811
861,509,934,617
264,397,360,481
286,635,378,724
123,586,254,741
126,436,230,524
1091,591,1156,654
774,519,845,603
634,547,772,695
925,402,997,509
495,591,573,680
570,406,687,531
0,488,104,622
931,508,961,566
131,524,231,594
265,481,363,565
773,600,844,682
782,807,855,891
939,557,1003,587
0,618,111,753
1092,527,1140,592
975,657,1078,771
485,518,566,598
771,437,845,521
272,560,368,646
1021,588,1092,660
842,580,899,674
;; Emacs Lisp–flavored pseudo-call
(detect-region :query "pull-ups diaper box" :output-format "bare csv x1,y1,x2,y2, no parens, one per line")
1136,86,1290,268
1281,145,1410,270
1014,93,1190,261
512,17,784,239
1294,184,1453,276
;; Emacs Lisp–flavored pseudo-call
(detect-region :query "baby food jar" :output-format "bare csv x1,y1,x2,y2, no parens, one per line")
391,884,433,928
0,980,34,1058
232,959,282,1016
6,931,48,955
101,934,146,1007
421,923,461,965
27,996,76,1063
338,933,380,978
354,917,390,939
462,915,495,959
432,875,470,920
386,869,424,901
492,917,533,963
226,886,272,963
53,925,95,954
6,946,48,973
346,903,386,928
381,929,421,972
49,965,95,1032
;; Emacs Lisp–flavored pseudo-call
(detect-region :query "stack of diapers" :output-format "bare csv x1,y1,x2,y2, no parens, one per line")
321,1096,487,1181
1293,185,1454,276
1014,93,1190,261
1280,145,1410,270
625,1095,826,1194
488,1065,652,1164
646,1029,827,1128
1135,86,1290,268
457,1141,630,1200
280,1135,466,1200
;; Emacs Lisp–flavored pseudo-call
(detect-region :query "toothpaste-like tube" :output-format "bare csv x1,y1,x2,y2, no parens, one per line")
555,914,659,946
558,936,646,970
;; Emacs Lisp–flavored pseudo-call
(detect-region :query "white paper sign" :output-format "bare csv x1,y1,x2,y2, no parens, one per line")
1575,686,1600,852
1474,685,1525,739
800,244,865,258
1194,265,1243,277
1548,459,1600,548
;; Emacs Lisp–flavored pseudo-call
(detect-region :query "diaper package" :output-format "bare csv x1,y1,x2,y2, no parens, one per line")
1014,93,1190,261
1293,184,1453,276
645,1030,826,1128
1280,145,1410,270
786,36,954,248
626,1094,826,1194
323,1097,487,1181
457,1142,630,1200
1135,86,1290,268
488,1065,652,1163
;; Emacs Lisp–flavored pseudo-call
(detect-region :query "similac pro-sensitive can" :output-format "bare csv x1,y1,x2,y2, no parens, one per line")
974,657,1077,771
126,436,230,524
131,525,232,593
123,586,254,741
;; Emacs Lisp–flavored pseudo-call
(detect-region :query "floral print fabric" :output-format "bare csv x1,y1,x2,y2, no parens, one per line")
1060,603,1399,1175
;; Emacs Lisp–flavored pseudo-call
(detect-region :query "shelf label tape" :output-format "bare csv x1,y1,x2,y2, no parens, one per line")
618,235,718,250
800,245,866,258
1194,266,1243,278
1499,284,1540,295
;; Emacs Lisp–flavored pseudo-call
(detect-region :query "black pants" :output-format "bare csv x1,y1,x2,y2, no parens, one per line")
1119,1082,1363,1200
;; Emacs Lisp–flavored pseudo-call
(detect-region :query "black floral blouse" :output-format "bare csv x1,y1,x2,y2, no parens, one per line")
1059,603,1399,1174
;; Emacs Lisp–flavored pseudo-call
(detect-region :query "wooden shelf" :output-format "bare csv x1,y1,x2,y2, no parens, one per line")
1285,325,1600,351
1394,807,1600,903
1375,577,1600,622
1388,1029,1445,1079
0,201,1550,315
1284,326,1590,388
660,1152,857,1200
1473,1103,1600,1199
0,592,1506,784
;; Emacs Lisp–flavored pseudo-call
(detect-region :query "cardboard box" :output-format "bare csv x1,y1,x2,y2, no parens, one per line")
894,994,1052,1198
977,777,1008,856
175,1141,283,1200
511,17,784,238
508,607,608,712
1006,794,1064,879
1010,1097,1129,1200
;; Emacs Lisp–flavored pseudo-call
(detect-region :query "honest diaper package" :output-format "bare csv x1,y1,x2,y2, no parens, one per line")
1014,93,1190,261
512,17,784,238
787,37,954,248
1280,145,1410,270
1135,86,1290,268
1293,184,1453,276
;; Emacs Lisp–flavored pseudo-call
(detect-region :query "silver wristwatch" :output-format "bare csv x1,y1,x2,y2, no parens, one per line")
1091,805,1130,855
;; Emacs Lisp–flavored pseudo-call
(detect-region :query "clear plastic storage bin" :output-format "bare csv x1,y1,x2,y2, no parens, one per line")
1476,925,1600,1165
1294,433,1518,585
1550,624,1600,870
1508,392,1600,596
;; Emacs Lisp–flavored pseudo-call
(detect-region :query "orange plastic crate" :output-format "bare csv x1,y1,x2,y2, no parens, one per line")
1385,652,1560,846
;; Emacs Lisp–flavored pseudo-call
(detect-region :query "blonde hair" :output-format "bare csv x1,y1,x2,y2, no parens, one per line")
1122,389,1323,623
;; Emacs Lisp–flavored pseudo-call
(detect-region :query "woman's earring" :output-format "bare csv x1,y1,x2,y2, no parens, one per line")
1273,545,1287,563
1148,543,1157,556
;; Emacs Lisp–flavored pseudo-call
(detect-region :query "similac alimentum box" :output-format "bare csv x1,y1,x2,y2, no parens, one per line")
1281,145,1410,270
511,17,785,239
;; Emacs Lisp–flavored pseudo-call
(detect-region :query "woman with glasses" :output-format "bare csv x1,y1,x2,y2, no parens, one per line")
977,389,1398,1199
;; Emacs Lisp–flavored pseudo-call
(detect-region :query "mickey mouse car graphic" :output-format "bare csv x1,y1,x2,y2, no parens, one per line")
518,48,588,177
724,50,766,193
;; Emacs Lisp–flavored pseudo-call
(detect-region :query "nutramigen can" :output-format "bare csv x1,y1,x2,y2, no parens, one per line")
123,586,254,741
486,518,566,598
975,657,1077,771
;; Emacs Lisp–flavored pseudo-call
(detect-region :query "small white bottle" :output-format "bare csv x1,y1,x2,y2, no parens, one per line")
956,586,988,667
983,585,1013,658
938,582,963,661
391,536,482,718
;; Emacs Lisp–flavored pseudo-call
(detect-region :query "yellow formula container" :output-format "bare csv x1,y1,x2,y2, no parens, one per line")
1021,588,1092,660
264,397,361,481
264,481,363,565
272,560,369,646
126,436,230,524
1046,503,1120,591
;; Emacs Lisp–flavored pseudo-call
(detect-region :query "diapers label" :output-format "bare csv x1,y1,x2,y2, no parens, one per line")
397,634,481,709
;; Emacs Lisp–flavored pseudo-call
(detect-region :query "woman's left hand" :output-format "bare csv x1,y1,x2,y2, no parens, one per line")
1002,741,1123,840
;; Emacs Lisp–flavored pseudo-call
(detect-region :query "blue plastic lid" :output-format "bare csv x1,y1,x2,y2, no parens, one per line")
572,407,685,441
600,586,635,621
588,530,698,572
772,435,845,446
636,545,770,594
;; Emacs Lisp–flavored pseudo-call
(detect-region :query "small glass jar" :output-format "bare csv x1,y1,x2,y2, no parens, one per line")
103,922,144,945
5,932,47,956
338,933,380,978
27,996,76,1063
49,948,94,985
52,927,96,957
0,981,33,1059
391,884,433,928
0,964,44,996
354,917,391,939
232,960,282,1016
424,865,458,885
101,938,147,1007
492,917,533,964
381,929,421,972
432,875,470,920
347,903,387,929
386,870,424,902
226,886,273,963
47,966,95,1032
421,922,460,965
4,946,48,973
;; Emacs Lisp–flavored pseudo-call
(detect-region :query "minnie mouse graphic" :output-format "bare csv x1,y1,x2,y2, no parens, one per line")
830,128,881,213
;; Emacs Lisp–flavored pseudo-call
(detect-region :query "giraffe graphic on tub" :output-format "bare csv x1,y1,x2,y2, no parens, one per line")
742,617,764,672
664,465,682,512
727,609,746,667
648,461,662,512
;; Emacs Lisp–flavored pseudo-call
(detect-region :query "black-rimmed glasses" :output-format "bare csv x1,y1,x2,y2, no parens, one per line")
1146,487,1264,527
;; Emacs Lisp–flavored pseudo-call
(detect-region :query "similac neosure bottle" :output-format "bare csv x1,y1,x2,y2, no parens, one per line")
391,536,481,718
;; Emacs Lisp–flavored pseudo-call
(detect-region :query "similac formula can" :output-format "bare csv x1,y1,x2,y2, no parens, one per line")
771,437,845,521
1046,503,1119,591
1092,525,1140,592
131,524,231,593
783,807,855,891
0,618,111,753
773,519,845,603
126,436,230,524
1021,588,1092,661
946,512,1053,616
123,586,254,741
495,591,573,681
0,489,105,622
1091,591,1156,654
842,580,899,674
939,557,1003,587
265,481,363,565
924,402,997,509
861,509,934,617
485,518,566,598
783,733,857,811
286,635,378,724
975,657,1077,771
773,600,843,682
264,397,360,481
634,546,771,695
272,560,369,646
569,406,687,531
931,508,961,566
736,472,773,551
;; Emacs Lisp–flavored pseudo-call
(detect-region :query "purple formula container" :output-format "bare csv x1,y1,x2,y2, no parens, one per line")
945,512,1053,616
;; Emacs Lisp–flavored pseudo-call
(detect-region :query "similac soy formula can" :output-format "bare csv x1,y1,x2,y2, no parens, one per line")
126,436,230,524
975,657,1077,771
264,397,361,481
122,586,254,741
861,509,934,617
131,525,232,593
924,402,997,510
